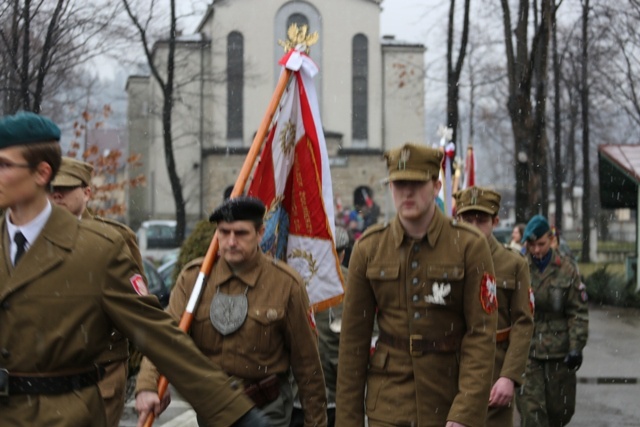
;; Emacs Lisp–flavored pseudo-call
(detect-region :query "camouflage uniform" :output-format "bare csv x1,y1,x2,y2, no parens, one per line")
516,249,589,426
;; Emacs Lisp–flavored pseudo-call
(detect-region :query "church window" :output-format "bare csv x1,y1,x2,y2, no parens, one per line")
227,31,244,141
352,33,368,144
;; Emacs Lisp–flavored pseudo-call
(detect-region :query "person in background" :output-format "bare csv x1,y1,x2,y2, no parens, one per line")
49,156,143,427
135,196,327,427
509,223,526,253
0,111,264,427
454,187,534,427
515,214,589,427
336,143,497,427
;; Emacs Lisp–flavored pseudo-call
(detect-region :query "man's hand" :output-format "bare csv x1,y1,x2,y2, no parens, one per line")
564,350,583,370
232,407,270,427
135,390,172,427
445,422,467,427
488,377,515,407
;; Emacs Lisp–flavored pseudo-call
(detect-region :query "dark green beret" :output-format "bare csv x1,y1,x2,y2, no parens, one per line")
0,111,61,148
209,196,266,223
522,214,550,243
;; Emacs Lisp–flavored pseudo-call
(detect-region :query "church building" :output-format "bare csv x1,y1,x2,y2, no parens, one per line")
126,0,425,228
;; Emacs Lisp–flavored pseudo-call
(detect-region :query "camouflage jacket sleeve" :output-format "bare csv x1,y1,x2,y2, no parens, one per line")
565,260,589,352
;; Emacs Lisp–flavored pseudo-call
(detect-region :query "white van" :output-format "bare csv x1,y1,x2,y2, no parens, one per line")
136,220,179,264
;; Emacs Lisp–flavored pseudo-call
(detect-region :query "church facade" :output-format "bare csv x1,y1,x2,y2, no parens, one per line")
126,0,425,228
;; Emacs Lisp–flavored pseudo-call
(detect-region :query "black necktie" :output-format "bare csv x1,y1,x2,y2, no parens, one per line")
14,231,27,265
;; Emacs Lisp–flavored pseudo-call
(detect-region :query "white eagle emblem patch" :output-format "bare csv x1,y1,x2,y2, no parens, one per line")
425,282,451,305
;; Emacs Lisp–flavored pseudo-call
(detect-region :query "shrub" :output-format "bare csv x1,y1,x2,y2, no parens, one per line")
172,219,217,287
584,264,640,308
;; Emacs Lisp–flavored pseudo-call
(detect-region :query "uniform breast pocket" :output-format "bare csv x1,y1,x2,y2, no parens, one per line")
424,264,464,307
366,264,400,308
246,307,285,354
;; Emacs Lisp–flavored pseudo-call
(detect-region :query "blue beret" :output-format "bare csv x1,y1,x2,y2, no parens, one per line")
522,214,550,243
209,196,266,223
0,111,61,148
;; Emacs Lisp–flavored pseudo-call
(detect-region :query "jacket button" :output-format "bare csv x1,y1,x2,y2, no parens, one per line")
1,348,10,358
412,277,419,286
412,295,419,303
413,245,420,253
411,261,418,269
414,311,421,319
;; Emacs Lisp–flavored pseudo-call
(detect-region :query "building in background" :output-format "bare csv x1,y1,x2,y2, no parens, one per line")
125,0,425,229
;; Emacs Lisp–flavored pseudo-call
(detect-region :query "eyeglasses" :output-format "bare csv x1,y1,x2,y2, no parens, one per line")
0,159,32,171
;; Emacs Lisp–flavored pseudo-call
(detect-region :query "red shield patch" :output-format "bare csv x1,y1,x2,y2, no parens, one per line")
130,273,148,296
480,272,498,314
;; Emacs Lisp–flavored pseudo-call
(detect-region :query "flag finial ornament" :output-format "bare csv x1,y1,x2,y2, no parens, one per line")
278,23,319,54
437,125,453,146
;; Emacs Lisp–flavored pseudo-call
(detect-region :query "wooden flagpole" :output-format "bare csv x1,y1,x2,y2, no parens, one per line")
143,67,293,427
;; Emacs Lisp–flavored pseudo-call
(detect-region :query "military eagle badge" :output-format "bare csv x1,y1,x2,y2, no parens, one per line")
480,272,498,314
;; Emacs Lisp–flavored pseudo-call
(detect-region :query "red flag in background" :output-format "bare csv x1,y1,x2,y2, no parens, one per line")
464,146,476,188
248,49,344,311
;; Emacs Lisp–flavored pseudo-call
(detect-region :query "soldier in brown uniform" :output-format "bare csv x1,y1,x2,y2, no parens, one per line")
0,111,265,426
136,196,327,427
336,143,498,427
454,186,534,427
48,156,142,427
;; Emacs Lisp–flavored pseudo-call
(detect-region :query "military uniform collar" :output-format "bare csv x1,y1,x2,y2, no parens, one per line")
391,207,445,249
212,248,263,288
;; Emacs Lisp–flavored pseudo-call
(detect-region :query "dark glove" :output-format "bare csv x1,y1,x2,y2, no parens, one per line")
232,407,270,427
564,350,583,370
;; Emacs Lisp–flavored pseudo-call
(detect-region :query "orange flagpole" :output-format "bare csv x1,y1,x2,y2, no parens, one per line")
143,67,293,427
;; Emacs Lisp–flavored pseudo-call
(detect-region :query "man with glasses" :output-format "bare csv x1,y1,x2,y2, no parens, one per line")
0,111,266,426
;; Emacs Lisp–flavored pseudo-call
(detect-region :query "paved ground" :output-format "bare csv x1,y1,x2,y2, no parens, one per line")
121,304,640,426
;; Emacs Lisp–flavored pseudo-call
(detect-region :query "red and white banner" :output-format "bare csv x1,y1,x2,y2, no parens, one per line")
464,146,476,189
248,49,344,311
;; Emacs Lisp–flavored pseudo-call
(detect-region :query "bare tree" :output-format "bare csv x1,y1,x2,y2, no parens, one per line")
580,0,591,262
446,0,472,148
0,0,119,115
499,0,555,222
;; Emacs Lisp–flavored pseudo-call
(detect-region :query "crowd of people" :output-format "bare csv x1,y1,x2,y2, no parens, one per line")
0,111,588,427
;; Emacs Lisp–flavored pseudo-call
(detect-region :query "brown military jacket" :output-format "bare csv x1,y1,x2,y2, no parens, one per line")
83,210,144,271
336,208,497,427
136,249,328,427
0,205,252,426
490,235,534,386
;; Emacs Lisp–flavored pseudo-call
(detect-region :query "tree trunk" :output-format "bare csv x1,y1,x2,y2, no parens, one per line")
581,0,591,262
552,3,563,231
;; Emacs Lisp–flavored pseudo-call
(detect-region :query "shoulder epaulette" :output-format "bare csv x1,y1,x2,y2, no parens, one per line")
449,218,485,239
269,256,303,282
93,216,136,237
504,244,526,258
79,219,121,244
184,256,205,271
358,222,389,242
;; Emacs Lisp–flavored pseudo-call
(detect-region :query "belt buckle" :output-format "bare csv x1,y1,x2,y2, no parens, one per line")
0,369,9,397
410,334,423,357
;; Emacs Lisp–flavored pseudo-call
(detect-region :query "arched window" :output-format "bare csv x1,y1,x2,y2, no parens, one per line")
287,13,309,31
352,34,368,144
227,31,244,141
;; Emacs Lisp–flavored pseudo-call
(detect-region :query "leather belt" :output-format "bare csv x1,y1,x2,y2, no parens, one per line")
242,374,281,408
0,366,104,397
378,330,460,356
496,327,511,343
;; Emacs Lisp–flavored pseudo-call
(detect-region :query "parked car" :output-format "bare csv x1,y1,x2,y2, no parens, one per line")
158,258,177,291
142,258,170,307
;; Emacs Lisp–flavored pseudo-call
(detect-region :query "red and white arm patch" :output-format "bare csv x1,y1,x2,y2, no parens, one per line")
529,287,535,314
307,308,317,335
129,273,148,296
480,272,498,314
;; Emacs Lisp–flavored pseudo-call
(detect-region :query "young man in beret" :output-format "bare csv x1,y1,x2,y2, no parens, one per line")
135,196,327,427
515,214,589,427
0,111,265,427
454,186,534,427
336,143,498,427
48,156,144,427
